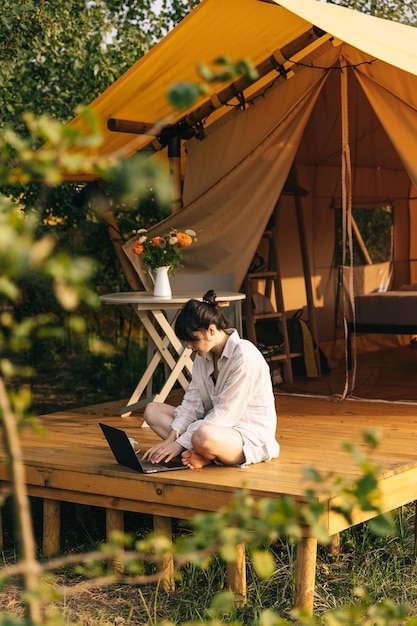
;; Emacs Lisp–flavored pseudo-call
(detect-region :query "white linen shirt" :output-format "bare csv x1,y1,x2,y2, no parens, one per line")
171,329,279,466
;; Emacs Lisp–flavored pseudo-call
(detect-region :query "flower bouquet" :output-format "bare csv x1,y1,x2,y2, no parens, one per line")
132,227,197,275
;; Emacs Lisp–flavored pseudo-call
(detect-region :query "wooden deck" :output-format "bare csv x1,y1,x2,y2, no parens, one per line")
2,391,417,613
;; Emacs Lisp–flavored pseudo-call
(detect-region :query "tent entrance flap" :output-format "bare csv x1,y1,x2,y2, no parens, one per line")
123,55,332,291
51,0,417,404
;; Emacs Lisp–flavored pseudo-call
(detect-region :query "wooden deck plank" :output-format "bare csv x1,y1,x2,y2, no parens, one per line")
4,393,417,509
2,391,417,614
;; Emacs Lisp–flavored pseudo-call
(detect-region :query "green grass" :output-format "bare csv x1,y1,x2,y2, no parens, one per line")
2,502,417,624
23,336,151,414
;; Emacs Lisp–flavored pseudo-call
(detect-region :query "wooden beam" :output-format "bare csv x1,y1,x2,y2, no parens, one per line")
107,119,168,137
183,28,332,128
107,28,332,146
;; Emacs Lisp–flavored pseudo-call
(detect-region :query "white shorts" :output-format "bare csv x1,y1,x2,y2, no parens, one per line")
214,429,280,468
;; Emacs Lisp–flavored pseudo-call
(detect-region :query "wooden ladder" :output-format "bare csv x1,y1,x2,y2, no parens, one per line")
243,216,295,384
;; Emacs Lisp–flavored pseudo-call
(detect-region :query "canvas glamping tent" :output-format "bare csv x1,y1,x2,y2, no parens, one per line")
64,0,417,400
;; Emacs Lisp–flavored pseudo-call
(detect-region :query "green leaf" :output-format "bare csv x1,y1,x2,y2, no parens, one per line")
167,81,203,110
252,549,276,578
368,512,396,536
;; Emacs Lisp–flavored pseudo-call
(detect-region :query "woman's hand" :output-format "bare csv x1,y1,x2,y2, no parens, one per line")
142,440,184,464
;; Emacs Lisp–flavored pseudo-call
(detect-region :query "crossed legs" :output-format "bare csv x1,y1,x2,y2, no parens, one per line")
143,402,245,469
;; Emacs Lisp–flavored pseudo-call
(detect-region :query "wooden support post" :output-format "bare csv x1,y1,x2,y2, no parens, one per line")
43,499,60,557
294,536,317,614
106,508,124,539
153,515,175,592
106,508,124,575
226,543,247,608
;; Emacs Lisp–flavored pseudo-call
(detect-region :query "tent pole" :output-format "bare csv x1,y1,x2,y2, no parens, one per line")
168,136,182,213
290,167,322,374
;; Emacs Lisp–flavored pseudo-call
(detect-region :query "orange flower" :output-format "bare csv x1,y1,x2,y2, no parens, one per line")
131,227,196,273
152,236,164,248
177,232,192,247
132,240,144,254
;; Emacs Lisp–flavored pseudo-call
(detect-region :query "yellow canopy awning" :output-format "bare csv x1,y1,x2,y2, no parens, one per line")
54,0,417,181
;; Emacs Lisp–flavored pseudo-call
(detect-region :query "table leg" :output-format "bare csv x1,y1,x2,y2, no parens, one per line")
121,350,162,416
146,337,155,399
121,309,192,415
151,310,194,378
294,536,317,614
154,346,193,403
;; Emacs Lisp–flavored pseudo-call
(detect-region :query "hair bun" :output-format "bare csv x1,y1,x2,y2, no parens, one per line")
203,289,217,305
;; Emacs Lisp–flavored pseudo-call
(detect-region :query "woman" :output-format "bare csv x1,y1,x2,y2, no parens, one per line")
142,290,279,469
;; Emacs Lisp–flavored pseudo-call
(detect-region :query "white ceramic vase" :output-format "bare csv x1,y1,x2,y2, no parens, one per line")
151,265,172,298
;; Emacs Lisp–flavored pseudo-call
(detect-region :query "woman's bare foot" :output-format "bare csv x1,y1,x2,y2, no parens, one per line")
181,450,213,469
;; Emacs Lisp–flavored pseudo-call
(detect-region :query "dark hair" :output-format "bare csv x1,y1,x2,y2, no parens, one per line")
174,290,229,342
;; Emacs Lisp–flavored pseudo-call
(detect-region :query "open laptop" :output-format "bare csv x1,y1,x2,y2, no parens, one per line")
99,423,188,474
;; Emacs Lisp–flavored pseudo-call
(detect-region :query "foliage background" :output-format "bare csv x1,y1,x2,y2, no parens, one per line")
327,0,417,24
0,1,201,406
1,1,416,406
